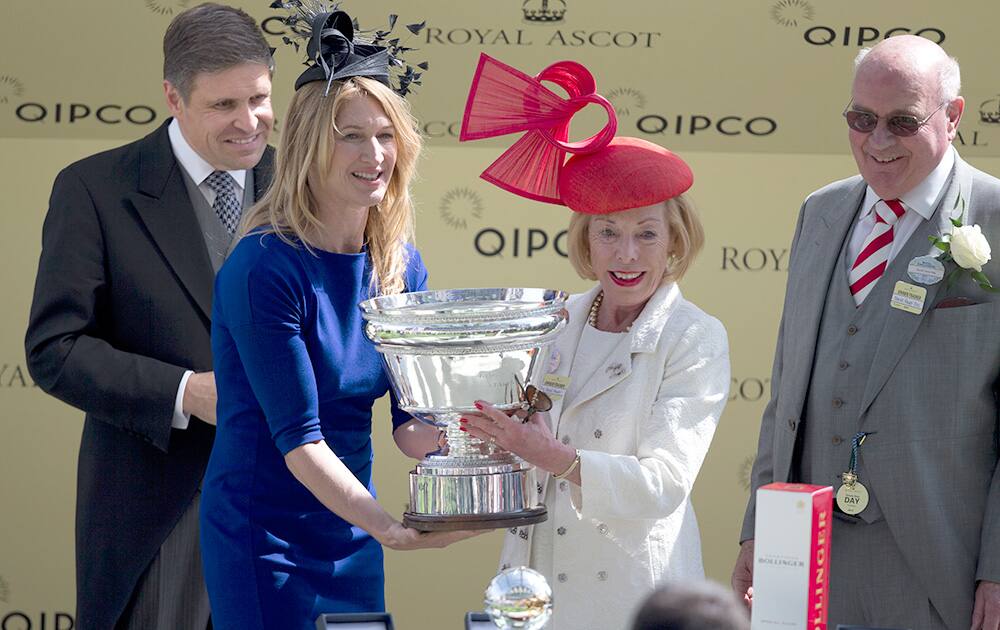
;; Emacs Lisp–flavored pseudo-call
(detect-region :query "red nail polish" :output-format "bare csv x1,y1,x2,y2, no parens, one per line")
474,402,484,410
460,427,468,432
459,418,468,423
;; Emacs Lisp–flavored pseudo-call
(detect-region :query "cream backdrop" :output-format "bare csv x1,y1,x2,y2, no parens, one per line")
3,0,1000,628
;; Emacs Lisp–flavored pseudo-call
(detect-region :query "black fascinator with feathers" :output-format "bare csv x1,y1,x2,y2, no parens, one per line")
270,0,429,97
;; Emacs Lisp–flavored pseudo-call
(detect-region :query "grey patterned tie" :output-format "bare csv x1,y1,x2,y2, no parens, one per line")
204,171,241,235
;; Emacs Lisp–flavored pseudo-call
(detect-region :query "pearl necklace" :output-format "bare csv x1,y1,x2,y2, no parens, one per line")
587,291,631,333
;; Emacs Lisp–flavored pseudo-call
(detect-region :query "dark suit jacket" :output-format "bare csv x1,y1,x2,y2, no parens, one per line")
25,120,274,629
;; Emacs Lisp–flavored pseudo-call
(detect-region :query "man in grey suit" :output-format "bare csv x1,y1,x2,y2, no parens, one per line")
25,4,274,628
731,35,1000,630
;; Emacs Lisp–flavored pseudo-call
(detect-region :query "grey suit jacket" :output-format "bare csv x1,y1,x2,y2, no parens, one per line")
742,154,1000,630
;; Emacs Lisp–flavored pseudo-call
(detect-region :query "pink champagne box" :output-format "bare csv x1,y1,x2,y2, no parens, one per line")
751,483,833,630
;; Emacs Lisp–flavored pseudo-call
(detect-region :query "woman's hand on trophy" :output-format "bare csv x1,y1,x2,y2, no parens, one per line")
376,521,485,551
460,401,577,477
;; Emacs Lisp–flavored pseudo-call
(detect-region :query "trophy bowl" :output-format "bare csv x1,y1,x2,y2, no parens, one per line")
360,288,568,531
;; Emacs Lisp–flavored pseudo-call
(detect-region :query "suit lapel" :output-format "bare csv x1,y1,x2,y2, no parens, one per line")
253,146,275,201
781,179,868,416
126,122,215,321
125,127,275,322
562,334,633,416
859,158,972,416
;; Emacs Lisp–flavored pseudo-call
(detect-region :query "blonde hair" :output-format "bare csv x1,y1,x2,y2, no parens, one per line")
566,194,705,284
239,77,422,295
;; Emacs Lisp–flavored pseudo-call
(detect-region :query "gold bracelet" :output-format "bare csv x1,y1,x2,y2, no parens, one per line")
553,449,581,480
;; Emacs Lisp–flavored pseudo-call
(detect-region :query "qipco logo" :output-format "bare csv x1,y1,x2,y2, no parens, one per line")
1,611,74,630
15,103,159,126
637,114,777,137
474,227,568,258
803,25,945,47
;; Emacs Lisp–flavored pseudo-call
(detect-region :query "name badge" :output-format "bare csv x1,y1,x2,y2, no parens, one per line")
907,255,945,285
890,281,927,315
541,374,570,400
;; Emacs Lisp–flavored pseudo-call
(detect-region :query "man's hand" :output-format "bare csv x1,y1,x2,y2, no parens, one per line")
183,371,217,425
731,539,755,610
972,580,1000,630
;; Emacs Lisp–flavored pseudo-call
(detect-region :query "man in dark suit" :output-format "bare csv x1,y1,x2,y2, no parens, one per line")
25,4,274,628
732,35,1000,630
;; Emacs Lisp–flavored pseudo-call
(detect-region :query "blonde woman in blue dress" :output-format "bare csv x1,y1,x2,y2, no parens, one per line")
202,9,477,628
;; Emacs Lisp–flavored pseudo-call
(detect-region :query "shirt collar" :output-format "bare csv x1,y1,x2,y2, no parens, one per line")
861,146,955,221
168,118,246,189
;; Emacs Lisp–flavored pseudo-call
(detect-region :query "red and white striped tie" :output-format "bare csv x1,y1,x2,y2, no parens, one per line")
849,199,906,305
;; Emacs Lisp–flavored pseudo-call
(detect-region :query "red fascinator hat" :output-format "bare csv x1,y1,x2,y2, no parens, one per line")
459,54,693,214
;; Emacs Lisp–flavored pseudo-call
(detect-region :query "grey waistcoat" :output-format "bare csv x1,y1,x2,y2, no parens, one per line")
796,198,941,523
179,168,255,272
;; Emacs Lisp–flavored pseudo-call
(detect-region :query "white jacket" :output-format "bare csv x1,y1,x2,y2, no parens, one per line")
498,283,730,629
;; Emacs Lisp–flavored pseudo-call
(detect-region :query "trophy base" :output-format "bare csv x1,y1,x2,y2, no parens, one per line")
405,458,547,531
403,507,548,531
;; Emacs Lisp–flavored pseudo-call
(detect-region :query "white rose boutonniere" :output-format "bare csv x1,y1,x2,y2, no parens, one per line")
928,193,998,291
950,224,991,272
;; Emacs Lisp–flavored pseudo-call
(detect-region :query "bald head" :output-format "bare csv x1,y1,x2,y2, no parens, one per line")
845,34,964,200
854,35,960,104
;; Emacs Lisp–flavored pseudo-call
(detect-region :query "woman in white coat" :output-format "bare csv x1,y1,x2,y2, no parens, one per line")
459,55,731,629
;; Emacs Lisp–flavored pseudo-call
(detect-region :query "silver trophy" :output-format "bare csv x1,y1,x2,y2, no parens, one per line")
484,566,553,629
360,288,568,531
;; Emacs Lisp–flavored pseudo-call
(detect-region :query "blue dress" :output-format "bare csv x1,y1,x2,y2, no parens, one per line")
201,233,427,629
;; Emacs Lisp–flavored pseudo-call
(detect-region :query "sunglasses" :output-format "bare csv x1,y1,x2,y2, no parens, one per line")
842,101,949,137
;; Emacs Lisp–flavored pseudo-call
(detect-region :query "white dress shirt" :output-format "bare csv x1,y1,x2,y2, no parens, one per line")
167,119,247,429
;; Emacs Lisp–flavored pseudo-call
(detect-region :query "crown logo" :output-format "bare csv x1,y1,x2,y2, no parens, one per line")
522,0,567,23
981,97,1000,124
